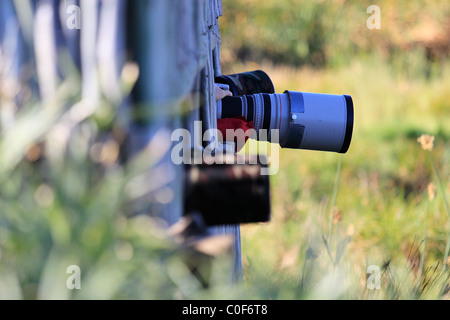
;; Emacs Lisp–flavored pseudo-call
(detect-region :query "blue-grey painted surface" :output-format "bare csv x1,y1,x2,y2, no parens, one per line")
0,0,242,282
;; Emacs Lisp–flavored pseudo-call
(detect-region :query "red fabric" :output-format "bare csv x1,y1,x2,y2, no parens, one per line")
217,117,254,152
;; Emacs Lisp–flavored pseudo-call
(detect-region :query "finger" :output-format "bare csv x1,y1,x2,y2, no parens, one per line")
215,85,233,101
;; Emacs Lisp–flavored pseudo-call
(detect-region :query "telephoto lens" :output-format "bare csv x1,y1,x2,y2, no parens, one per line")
216,73,354,154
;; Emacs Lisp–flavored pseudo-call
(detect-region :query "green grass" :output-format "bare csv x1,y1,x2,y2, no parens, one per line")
232,58,450,299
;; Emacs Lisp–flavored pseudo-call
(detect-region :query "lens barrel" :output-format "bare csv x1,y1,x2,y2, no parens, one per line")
218,91,354,154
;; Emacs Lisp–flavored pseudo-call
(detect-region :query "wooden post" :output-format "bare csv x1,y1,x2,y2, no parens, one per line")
126,0,243,281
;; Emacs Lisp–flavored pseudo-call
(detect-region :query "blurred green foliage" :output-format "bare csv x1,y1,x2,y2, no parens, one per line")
0,65,239,300
0,0,449,300
220,0,450,299
221,0,450,72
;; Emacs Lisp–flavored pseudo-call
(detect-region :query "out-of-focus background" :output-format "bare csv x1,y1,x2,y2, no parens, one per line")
0,0,449,300
220,0,450,299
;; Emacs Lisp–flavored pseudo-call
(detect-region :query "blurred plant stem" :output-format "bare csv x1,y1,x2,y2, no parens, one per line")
419,203,428,278
327,155,343,245
426,151,450,271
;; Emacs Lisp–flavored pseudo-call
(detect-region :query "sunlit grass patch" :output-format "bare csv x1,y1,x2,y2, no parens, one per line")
239,57,449,299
